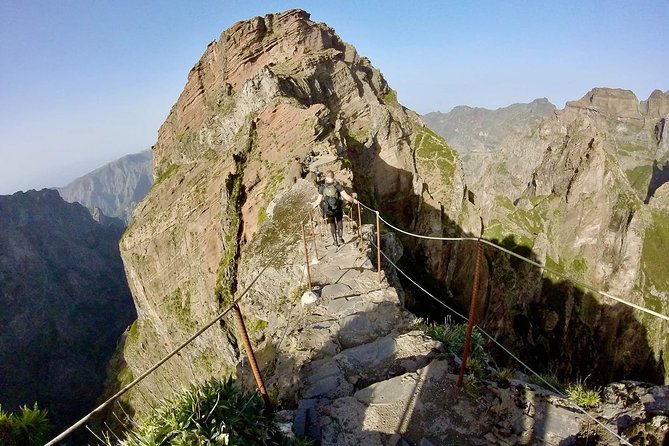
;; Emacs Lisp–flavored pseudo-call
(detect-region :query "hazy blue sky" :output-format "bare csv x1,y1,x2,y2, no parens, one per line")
1,0,667,194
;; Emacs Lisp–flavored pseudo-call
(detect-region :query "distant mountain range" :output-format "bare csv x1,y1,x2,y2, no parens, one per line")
423,98,556,183
57,150,153,224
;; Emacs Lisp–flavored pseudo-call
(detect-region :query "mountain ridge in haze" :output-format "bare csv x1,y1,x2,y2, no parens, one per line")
423,98,556,183
57,150,153,224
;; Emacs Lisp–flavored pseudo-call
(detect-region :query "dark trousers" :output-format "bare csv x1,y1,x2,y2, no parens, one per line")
326,212,344,241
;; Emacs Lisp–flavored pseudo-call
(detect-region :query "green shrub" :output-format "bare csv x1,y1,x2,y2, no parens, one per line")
492,368,515,383
424,322,487,361
381,89,399,106
465,356,487,378
566,381,601,408
120,378,284,445
0,403,51,446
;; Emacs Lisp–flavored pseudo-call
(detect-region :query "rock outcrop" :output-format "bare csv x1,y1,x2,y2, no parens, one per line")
566,87,644,119
58,150,153,224
116,6,473,420
0,189,135,435
431,88,669,384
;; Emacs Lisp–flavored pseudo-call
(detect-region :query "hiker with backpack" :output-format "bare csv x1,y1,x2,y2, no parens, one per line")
312,170,358,247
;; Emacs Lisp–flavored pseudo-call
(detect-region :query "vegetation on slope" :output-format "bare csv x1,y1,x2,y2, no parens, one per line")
415,126,458,188
0,404,51,446
640,210,669,312
117,379,290,446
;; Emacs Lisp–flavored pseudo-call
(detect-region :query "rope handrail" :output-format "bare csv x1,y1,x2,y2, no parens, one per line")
367,236,633,445
45,213,309,446
357,200,669,323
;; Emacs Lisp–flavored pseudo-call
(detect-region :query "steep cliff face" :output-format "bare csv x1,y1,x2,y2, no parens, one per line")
0,189,135,433
442,88,669,383
117,9,470,415
58,150,153,224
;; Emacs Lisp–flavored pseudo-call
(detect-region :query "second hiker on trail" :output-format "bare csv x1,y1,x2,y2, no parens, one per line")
313,170,357,247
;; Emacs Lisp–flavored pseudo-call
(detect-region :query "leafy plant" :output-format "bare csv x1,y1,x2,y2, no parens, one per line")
566,381,601,408
0,403,51,446
492,368,515,383
120,378,284,445
465,356,487,378
424,322,487,362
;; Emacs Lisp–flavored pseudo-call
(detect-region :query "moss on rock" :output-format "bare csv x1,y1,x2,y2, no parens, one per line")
415,126,458,187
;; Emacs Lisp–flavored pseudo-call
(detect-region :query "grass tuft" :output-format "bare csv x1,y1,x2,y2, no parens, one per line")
566,380,601,408
423,322,488,363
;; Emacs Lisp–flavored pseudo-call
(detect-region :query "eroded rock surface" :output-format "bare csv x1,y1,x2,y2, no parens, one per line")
116,9,468,419
424,87,669,384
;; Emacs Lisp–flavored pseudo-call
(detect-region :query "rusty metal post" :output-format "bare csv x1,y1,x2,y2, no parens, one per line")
356,202,362,247
457,239,484,388
376,211,382,284
302,223,312,290
314,207,323,239
307,209,319,260
231,304,272,410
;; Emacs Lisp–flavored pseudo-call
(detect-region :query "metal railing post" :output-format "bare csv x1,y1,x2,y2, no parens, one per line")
356,202,362,247
231,304,272,411
307,209,319,260
318,214,323,238
457,239,484,387
301,223,312,290
376,211,382,284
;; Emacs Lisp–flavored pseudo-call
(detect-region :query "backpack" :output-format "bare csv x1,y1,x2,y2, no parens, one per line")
321,183,342,217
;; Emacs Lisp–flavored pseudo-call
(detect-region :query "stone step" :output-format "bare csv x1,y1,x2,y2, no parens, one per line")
308,358,584,446
300,331,443,400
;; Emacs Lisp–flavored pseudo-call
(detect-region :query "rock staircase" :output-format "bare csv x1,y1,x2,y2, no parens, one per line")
284,226,502,445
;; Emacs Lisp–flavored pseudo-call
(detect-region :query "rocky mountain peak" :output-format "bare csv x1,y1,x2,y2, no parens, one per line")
422,98,556,183
565,87,669,120
57,150,152,224
221,9,343,90
2,188,93,227
566,87,641,118
118,8,468,429
154,8,371,171
644,89,669,117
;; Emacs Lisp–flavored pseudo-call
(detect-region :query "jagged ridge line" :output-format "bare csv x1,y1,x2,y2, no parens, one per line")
357,200,669,323
45,213,310,446
367,236,633,446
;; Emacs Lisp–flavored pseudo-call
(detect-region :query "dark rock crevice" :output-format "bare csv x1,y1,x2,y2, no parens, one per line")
644,159,669,204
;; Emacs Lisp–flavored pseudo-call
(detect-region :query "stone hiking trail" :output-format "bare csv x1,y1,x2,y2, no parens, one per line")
277,219,636,446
